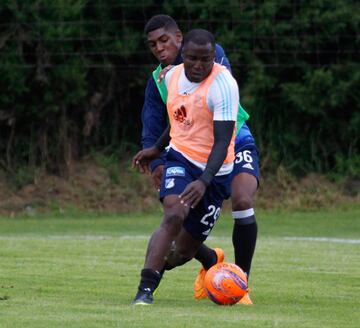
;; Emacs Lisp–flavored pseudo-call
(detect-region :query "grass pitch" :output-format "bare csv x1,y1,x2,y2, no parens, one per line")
0,205,359,327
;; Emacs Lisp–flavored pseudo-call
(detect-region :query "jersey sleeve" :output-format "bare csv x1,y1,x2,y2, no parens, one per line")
141,77,168,170
141,77,167,148
207,69,239,121
215,44,231,72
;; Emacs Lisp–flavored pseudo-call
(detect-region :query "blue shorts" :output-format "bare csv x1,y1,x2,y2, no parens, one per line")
231,141,260,185
160,148,231,242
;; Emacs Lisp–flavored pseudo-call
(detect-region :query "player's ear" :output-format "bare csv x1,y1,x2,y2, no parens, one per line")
176,30,183,44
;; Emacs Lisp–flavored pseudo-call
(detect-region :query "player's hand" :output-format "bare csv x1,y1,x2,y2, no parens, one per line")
132,146,161,174
179,180,207,209
157,65,174,82
151,165,164,190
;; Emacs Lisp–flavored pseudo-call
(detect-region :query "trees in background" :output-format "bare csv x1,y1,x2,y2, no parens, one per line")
0,0,358,178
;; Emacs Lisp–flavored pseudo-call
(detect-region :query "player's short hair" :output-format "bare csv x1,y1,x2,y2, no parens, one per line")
183,29,215,50
144,14,179,34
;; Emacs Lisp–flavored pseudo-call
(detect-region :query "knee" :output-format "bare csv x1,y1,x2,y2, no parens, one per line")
232,194,253,211
161,212,184,235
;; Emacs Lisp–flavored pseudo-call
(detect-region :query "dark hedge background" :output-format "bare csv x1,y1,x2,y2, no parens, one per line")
0,0,358,178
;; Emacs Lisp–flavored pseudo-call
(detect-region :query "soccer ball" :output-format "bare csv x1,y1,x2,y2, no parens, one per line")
204,262,248,305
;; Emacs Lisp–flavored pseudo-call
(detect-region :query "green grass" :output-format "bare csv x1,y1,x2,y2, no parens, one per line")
0,205,359,327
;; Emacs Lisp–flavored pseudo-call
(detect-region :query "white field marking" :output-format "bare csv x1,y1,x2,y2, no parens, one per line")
0,235,229,241
0,235,359,245
283,237,360,244
0,235,151,241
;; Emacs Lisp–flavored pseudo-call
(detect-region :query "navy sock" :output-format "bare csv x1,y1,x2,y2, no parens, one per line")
194,244,217,270
138,268,162,293
232,220,257,277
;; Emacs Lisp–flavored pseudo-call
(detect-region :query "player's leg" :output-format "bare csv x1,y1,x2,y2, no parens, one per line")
194,243,223,270
165,227,203,267
133,194,189,305
164,217,225,300
231,172,258,277
190,173,231,299
156,218,222,295
230,144,260,305
143,195,189,270
133,150,196,305
153,221,223,301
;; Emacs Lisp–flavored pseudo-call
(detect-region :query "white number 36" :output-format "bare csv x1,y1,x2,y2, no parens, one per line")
235,150,253,164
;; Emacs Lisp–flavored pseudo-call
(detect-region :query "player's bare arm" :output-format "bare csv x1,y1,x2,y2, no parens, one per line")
132,125,171,173
132,146,161,173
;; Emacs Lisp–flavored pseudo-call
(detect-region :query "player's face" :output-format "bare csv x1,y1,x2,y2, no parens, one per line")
147,27,183,66
182,41,215,83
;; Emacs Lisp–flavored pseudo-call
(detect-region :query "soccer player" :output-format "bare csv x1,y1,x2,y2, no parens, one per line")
132,29,238,305
140,15,260,305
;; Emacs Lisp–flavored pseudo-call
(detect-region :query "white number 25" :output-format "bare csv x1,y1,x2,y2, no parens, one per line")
200,205,221,227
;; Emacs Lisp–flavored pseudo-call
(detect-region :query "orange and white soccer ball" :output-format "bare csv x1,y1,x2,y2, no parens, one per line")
204,262,248,305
